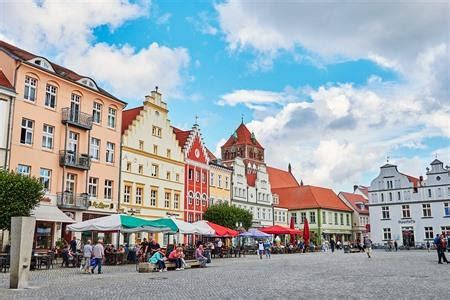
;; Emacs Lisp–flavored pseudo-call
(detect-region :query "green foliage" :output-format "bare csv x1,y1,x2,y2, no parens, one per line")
203,202,253,230
0,169,44,230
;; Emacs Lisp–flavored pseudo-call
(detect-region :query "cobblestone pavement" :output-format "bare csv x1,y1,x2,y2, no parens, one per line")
0,250,449,299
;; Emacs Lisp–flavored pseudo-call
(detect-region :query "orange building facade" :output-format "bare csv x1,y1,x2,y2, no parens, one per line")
0,41,126,249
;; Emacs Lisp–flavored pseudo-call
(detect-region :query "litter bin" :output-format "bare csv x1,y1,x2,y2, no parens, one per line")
343,245,350,253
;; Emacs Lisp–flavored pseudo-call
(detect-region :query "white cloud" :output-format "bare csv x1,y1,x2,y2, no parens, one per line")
186,11,218,36
156,13,172,25
0,0,190,101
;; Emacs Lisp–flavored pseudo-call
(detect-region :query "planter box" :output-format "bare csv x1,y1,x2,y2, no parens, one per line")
138,262,152,273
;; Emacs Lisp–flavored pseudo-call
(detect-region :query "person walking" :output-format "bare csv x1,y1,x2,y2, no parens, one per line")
81,240,93,274
434,234,441,263
364,238,372,258
263,240,271,259
438,234,449,264
91,239,104,274
426,241,430,252
70,236,77,253
258,241,264,259
330,239,336,253
394,240,398,252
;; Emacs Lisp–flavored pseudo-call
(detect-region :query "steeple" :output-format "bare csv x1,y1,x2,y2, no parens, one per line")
288,163,292,173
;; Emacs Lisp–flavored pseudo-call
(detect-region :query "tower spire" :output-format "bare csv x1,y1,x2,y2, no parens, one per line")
241,114,244,124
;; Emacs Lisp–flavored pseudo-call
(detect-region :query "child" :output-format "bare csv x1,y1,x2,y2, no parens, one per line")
150,249,167,272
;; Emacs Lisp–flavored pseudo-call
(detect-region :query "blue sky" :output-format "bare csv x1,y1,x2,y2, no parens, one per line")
1,0,448,191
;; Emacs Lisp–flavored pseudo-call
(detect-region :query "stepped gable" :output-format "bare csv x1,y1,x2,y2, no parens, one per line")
121,106,144,134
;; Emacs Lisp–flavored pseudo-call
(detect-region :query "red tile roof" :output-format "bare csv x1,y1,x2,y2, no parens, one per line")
339,192,369,215
206,147,217,161
357,185,369,197
172,127,192,148
0,70,14,91
222,123,264,149
121,106,143,134
246,173,257,187
0,40,124,103
267,166,299,189
273,185,352,212
401,173,420,187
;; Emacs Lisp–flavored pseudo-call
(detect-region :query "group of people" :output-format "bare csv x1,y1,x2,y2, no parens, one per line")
257,240,272,259
434,233,449,264
80,239,105,274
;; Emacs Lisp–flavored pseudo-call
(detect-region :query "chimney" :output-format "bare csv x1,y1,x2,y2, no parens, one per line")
288,163,292,173
300,180,304,186
353,185,358,192
419,176,423,181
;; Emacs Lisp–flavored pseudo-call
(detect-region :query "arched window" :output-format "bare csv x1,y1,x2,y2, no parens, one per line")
202,194,207,206
188,191,194,204
195,192,200,206
77,77,98,91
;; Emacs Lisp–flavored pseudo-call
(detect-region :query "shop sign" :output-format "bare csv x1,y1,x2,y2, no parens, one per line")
91,201,110,209
398,219,415,224
64,211,75,220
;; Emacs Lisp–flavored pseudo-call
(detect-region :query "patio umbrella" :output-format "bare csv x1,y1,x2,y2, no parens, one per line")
260,225,293,235
289,216,296,243
67,214,172,232
303,217,310,246
239,228,271,238
192,220,238,237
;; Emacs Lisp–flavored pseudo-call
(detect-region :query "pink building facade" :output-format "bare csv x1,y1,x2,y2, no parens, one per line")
0,41,126,249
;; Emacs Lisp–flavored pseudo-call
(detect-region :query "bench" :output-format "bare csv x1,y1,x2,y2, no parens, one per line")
138,260,201,273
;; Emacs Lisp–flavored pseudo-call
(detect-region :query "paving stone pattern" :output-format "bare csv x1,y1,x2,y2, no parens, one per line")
0,250,449,299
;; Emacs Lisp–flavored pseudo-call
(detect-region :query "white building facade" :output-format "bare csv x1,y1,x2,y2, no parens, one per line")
368,160,450,247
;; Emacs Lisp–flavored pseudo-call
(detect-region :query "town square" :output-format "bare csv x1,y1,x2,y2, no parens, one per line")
0,0,449,299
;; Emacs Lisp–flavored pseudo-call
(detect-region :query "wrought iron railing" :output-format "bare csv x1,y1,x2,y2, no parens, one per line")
61,107,93,130
57,192,90,210
59,150,91,170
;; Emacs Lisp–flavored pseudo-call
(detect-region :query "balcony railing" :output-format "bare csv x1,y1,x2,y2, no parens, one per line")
61,107,93,130
59,150,91,170
57,192,90,210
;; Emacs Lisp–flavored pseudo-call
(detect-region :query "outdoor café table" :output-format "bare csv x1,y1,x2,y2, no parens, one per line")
31,253,50,270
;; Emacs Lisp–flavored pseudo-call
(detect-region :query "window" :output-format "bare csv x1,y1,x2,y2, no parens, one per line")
106,142,115,163
150,189,157,206
383,228,392,240
310,212,316,224
90,138,100,160
135,187,143,205
422,203,432,217
45,84,57,108
92,102,102,124
20,118,34,145
195,193,200,206
389,192,393,201
381,193,384,202
427,189,432,198
123,185,131,203
382,206,390,219
386,180,393,189
300,212,306,223
138,165,143,174
42,124,54,149
188,192,193,204
188,169,194,180
202,172,206,183
166,172,171,180
445,203,450,216
88,177,98,197
166,149,171,158
39,168,51,191
397,191,401,201
126,162,131,172
322,211,326,224
17,164,31,176
328,212,332,224
153,145,158,155
202,194,207,206
104,180,113,200
424,227,434,240
107,107,116,128
334,212,338,225
225,177,229,189
262,209,266,220
346,214,350,226
195,171,200,182
340,213,344,225
437,188,442,198
257,208,261,219
176,173,180,182
151,164,159,177
174,193,180,209
218,175,222,187
210,173,214,186
188,213,193,223
152,126,162,137
402,205,411,218
24,76,37,101
164,192,171,208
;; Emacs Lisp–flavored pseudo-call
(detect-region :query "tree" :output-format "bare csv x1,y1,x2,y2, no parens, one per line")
0,170,44,230
203,203,253,230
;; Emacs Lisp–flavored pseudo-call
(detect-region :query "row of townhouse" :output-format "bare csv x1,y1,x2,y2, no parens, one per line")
1,40,372,249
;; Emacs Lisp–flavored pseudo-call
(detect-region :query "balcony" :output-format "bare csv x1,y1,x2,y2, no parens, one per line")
61,107,93,130
59,150,91,170
57,192,90,210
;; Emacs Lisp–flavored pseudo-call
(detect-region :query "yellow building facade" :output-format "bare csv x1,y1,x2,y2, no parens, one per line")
120,90,184,245
208,161,232,206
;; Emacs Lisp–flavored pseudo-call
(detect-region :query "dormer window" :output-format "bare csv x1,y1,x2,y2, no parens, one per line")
77,77,98,91
28,57,55,72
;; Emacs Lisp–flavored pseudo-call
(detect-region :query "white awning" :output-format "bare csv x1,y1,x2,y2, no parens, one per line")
31,204,75,223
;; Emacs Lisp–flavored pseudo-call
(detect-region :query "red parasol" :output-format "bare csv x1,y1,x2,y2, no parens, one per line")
289,216,296,244
261,225,302,235
206,221,238,237
303,217,310,246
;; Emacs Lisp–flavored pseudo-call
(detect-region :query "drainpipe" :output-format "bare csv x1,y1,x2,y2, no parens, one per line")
4,94,14,169
85,129,91,194
8,62,22,169
117,134,123,214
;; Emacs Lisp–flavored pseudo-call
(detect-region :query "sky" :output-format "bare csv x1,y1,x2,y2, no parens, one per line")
0,0,449,192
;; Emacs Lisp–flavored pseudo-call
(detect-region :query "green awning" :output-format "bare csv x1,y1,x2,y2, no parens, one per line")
149,218,179,232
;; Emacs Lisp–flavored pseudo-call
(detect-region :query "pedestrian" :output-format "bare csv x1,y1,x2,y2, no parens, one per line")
150,249,167,272
364,238,372,258
217,239,223,258
330,239,336,253
258,241,264,259
336,240,341,250
426,240,430,252
438,234,449,264
91,239,104,274
394,240,398,252
195,244,208,268
81,239,93,274
434,234,441,263
263,240,271,259
70,236,77,253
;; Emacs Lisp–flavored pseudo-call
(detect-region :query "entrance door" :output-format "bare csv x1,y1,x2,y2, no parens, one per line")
66,173,77,204
402,227,415,247
70,93,81,122
68,131,78,164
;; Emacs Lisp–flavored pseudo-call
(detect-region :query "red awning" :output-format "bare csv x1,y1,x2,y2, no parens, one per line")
261,225,302,235
206,221,238,237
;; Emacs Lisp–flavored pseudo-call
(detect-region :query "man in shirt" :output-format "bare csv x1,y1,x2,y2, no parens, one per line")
70,236,77,253
91,239,104,274
82,240,93,274
147,237,161,256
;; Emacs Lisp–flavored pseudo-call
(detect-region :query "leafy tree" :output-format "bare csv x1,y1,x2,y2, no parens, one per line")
0,170,44,230
203,203,253,230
